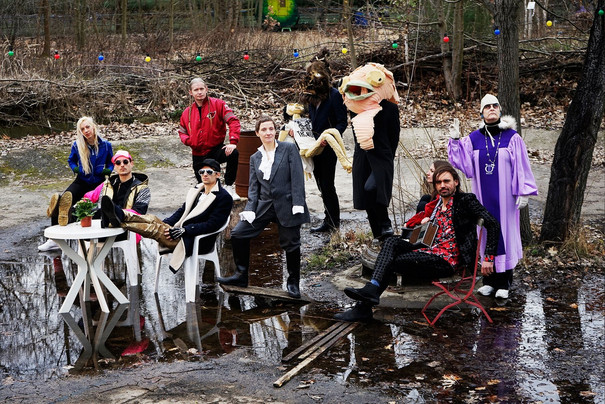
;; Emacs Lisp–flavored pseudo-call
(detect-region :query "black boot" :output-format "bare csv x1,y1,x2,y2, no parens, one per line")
101,195,121,228
217,237,250,287
334,302,373,322
310,221,332,233
344,282,381,305
285,248,301,298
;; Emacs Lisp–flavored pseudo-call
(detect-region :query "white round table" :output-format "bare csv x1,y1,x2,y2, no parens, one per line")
45,219,127,314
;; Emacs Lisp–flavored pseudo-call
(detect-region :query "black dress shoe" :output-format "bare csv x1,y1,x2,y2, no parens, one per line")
287,281,301,299
378,226,394,241
334,302,373,322
310,222,338,233
344,282,381,305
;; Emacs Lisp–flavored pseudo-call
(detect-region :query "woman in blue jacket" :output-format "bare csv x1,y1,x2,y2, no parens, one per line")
39,116,113,251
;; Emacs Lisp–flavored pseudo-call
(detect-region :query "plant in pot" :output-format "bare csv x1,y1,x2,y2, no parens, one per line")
72,197,96,227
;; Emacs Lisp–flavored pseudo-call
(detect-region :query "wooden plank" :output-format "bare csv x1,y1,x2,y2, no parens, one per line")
220,284,312,302
282,321,348,362
273,322,358,388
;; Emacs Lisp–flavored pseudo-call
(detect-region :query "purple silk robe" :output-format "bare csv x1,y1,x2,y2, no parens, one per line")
448,116,538,272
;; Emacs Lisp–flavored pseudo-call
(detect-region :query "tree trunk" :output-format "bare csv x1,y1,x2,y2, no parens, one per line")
169,0,174,52
450,0,464,100
75,0,86,50
343,0,357,69
121,0,127,42
540,3,605,242
494,0,533,244
40,0,51,57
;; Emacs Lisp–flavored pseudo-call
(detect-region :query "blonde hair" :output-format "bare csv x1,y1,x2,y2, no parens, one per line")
75,116,99,175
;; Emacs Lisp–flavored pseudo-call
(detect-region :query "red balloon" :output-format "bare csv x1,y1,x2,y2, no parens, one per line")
443,36,450,43
243,54,250,60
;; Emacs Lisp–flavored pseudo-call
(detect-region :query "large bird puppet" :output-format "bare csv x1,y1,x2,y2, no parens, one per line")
338,63,400,150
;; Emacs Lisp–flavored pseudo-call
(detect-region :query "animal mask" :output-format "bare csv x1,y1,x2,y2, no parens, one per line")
299,51,332,106
338,63,399,150
338,63,399,114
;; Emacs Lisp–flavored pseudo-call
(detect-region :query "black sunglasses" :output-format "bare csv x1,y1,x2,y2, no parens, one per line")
198,169,217,175
114,159,130,166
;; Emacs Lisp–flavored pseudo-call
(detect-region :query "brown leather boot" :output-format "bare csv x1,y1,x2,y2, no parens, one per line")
121,212,179,250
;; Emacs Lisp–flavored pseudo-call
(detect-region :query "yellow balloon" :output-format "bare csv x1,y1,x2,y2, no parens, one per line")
546,20,553,26
145,56,151,62
342,47,348,54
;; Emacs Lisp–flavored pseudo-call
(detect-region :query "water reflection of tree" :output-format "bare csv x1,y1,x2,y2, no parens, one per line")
0,254,72,378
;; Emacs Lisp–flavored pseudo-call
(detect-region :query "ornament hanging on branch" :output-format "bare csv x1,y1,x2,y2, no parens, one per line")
195,54,202,62
144,54,151,62
54,50,60,60
98,52,104,62
293,49,299,58
443,34,450,43
243,51,250,60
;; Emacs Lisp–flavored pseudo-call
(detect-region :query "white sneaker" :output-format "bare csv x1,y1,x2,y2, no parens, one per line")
495,289,509,299
477,285,495,296
38,239,60,251
224,184,241,201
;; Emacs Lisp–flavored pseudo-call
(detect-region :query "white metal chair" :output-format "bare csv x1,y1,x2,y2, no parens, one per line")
154,216,230,302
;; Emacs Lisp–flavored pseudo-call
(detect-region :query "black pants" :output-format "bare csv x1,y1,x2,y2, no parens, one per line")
193,143,239,185
366,203,391,239
51,178,100,225
373,236,454,294
482,269,513,290
231,205,301,253
313,147,339,227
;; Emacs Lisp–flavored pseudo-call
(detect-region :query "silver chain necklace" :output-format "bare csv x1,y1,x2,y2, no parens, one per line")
484,126,502,175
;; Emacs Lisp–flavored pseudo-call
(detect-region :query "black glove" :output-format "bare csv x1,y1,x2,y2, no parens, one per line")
169,227,186,240
102,168,112,176
73,167,80,174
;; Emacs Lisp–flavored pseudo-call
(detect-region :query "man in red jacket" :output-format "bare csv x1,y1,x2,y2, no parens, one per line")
178,77,242,200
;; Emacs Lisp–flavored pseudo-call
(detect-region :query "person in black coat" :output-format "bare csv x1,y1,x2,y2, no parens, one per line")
335,165,500,322
351,99,400,240
101,158,233,273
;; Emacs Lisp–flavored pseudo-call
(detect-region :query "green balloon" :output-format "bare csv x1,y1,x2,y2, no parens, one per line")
8,50,15,56
392,42,398,49
599,9,604,16
195,55,202,62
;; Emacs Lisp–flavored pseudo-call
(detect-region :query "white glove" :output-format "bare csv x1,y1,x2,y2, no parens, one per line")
448,118,461,139
239,211,256,223
292,205,304,215
515,196,529,210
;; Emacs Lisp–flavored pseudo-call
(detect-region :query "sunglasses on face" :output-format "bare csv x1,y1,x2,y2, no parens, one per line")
484,103,499,110
198,169,217,176
114,159,130,166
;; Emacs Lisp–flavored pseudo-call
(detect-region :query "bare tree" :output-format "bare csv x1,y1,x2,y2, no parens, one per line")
439,0,464,100
40,0,51,57
540,1,605,242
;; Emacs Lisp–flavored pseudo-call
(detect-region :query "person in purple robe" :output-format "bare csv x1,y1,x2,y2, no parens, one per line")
447,94,538,299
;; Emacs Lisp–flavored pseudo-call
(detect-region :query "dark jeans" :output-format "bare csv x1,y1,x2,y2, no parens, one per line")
193,144,239,185
313,147,339,227
373,236,455,295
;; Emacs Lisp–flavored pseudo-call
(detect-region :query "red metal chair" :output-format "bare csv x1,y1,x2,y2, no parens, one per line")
421,218,493,325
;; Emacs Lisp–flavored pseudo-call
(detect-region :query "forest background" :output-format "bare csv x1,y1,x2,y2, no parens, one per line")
0,0,603,245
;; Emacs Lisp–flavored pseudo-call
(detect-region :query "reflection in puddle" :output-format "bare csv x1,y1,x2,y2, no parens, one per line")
1,235,604,403
517,290,561,402
577,274,605,402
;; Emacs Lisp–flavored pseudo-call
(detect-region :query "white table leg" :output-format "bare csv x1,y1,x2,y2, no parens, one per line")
89,236,129,309
55,239,90,315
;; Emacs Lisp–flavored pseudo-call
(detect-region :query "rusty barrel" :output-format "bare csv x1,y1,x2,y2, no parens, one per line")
235,130,261,198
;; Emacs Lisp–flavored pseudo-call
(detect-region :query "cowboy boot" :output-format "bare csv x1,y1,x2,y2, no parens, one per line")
285,248,301,299
119,211,178,250
217,237,249,287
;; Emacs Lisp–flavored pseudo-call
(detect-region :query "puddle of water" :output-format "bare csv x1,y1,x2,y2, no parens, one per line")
1,231,604,403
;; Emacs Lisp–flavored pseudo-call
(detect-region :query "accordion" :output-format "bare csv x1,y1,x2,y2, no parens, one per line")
408,222,438,247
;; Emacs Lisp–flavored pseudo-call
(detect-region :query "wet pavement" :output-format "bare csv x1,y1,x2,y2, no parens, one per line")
1,220,604,403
